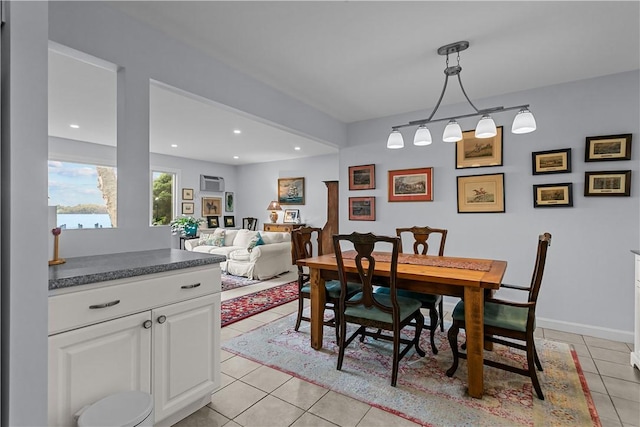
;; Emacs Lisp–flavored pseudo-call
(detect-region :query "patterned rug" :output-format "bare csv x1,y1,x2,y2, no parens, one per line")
223,314,600,426
221,272,261,291
221,281,298,327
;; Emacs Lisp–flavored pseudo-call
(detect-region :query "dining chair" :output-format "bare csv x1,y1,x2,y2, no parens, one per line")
374,226,447,354
333,232,426,387
446,232,552,400
242,217,257,231
292,227,361,341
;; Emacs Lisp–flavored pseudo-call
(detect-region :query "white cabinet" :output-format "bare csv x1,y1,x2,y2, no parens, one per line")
632,254,640,370
48,265,221,426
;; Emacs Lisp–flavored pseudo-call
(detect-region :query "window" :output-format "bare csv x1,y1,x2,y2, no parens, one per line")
152,171,176,225
48,160,117,229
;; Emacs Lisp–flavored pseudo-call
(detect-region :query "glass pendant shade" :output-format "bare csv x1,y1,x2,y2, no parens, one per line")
387,130,404,149
413,125,432,146
511,108,537,134
474,115,497,138
442,120,463,142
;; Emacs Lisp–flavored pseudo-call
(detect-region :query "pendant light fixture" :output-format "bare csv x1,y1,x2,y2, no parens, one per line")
386,41,536,149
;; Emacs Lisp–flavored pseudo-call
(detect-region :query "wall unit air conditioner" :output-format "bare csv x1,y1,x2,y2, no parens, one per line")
200,175,225,192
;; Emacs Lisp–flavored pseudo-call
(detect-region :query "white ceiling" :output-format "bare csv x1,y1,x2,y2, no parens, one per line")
49,1,640,165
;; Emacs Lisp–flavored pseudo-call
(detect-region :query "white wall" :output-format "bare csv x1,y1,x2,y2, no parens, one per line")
342,71,640,341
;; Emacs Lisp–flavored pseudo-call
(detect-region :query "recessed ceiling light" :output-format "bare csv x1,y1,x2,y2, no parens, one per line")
170,144,178,148
69,124,80,129
294,146,301,151
233,129,241,134
233,156,239,159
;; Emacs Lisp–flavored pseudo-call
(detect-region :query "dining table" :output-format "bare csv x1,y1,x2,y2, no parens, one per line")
296,251,507,399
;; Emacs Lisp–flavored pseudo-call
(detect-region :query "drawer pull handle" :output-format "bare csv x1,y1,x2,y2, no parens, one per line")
157,315,167,324
89,300,120,309
142,320,152,329
181,283,201,290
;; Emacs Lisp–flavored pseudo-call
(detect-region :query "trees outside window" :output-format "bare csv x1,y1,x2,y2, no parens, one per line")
152,171,175,225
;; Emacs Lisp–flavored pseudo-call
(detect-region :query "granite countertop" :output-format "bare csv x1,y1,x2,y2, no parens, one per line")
49,248,225,290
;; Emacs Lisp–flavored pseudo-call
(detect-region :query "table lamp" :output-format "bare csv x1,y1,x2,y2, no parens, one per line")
266,200,282,223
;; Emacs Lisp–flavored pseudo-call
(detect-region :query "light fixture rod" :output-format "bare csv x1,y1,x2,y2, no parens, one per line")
456,73,481,114
397,104,530,130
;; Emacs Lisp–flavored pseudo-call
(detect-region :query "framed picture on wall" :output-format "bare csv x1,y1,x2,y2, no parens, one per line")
182,188,194,200
225,192,234,212
224,215,235,227
585,134,632,162
348,164,375,190
181,202,194,215
584,170,631,196
388,167,433,202
533,183,573,208
207,216,219,228
456,126,503,169
456,173,505,213
278,177,305,205
532,148,572,175
349,197,375,221
201,197,222,217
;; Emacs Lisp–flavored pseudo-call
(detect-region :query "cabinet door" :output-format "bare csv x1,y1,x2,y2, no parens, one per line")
48,311,152,427
152,293,221,423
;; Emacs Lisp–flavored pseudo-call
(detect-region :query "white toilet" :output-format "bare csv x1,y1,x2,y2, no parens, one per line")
75,391,153,427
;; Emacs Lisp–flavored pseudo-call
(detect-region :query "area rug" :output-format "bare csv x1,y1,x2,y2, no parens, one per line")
221,272,261,291
221,281,298,327
222,314,600,426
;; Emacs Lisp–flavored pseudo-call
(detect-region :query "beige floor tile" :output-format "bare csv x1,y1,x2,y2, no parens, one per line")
218,373,236,389
290,412,338,427
533,328,543,338
221,326,244,342
269,300,299,315
628,343,635,352
571,342,591,358
611,396,640,426
544,329,585,345
221,356,262,379
233,395,305,427
250,310,286,324
578,354,599,374
584,371,608,394
585,336,632,353
227,317,265,333
241,365,292,393
221,349,235,362
591,391,619,421
603,376,640,402
209,381,267,419
172,406,230,427
222,420,242,427
308,391,370,427
591,347,634,365
600,417,623,427
356,407,421,427
596,359,640,384
272,377,329,410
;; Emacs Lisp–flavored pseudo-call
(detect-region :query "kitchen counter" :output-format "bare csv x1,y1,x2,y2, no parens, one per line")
49,248,225,290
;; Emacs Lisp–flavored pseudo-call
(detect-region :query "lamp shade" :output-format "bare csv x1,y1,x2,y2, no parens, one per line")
442,120,463,142
413,125,432,146
475,115,497,138
511,108,537,134
266,201,282,211
387,130,404,149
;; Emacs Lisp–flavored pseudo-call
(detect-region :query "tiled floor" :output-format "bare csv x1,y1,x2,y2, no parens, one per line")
174,271,639,427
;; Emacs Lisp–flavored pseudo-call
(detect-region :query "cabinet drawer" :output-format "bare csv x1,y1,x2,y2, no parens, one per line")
49,266,220,335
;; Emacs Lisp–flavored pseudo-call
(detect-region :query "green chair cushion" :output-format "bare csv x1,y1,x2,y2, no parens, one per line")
375,287,441,307
301,280,361,299
452,300,530,332
344,292,422,324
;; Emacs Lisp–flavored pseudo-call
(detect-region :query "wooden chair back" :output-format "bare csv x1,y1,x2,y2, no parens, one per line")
292,226,323,284
527,232,552,308
242,217,257,230
396,226,447,256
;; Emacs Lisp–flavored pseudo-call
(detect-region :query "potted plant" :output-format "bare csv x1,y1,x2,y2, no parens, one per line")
170,215,204,237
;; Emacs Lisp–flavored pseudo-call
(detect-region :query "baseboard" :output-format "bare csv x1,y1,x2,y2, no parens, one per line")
442,301,633,344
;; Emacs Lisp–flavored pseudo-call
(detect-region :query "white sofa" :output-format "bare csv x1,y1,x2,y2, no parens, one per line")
184,228,293,280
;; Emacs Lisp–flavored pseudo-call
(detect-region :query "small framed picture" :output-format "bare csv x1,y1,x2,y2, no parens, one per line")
224,215,235,228
225,192,234,212
283,209,300,223
533,183,573,208
181,202,194,215
349,197,375,221
456,126,503,169
348,164,375,190
532,148,572,175
182,188,194,200
207,216,219,228
585,134,632,162
584,170,631,196
201,197,222,217
456,173,505,213
388,167,433,202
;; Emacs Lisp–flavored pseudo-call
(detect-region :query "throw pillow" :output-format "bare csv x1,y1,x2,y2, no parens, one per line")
211,229,226,247
247,232,265,252
198,233,214,246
